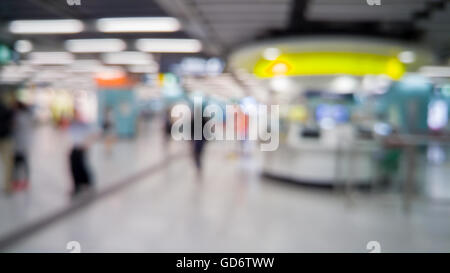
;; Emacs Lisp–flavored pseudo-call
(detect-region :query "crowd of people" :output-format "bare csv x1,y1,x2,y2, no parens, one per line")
1,90,251,198
0,92,100,198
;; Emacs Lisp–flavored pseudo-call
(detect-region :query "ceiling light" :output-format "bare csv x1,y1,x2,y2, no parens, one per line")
65,39,126,53
136,39,202,53
102,51,153,65
14,40,33,53
270,76,291,92
97,17,180,33
29,52,74,65
9,19,84,34
332,76,358,94
398,51,416,64
271,62,289,75
263,48,281,61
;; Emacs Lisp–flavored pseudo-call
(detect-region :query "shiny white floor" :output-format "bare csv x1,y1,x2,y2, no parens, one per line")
2,120,450,252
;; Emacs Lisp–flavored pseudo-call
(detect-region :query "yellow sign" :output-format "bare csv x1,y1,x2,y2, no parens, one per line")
254,52,405,80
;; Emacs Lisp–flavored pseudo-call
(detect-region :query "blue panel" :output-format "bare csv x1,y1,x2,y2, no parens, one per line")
97,89,138,138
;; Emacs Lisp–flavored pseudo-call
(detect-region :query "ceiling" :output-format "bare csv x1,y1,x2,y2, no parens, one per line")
0,0,205,72
0,0,167,20
0,0,448,101
160,0,449,62
0,0,449,62
307,0,429,21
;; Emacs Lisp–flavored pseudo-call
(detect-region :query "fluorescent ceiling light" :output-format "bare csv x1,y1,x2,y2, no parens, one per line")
9,19,84,34
65,39,126,53
29,52,74,65
136,39,202,53
398,51,416,64
97,17,180,33
102,51,154,65
14,40,33,53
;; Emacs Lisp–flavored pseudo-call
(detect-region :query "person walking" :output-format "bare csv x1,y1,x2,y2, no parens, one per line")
0,99,14,193
12,101,33,191
102,107,116,155
190,107,210,175
68,109,97,196
164,106,174,144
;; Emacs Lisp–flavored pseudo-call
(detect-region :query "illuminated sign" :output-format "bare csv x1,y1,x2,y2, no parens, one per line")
254,52,405,80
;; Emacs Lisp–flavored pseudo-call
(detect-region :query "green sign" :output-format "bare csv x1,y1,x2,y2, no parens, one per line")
0,44,12,64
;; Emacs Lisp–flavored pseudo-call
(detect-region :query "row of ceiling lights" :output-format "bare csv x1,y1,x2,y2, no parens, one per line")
261,47,416,64
10,18,202,54
15,38,202,54
9,17,181,34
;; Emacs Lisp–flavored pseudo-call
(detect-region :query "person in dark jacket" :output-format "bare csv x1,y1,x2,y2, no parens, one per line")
0,100,14,193
190,109,210,173
12,101,33,191
68,109,98,196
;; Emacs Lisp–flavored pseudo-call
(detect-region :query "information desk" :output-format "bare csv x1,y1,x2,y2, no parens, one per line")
262,125,379,186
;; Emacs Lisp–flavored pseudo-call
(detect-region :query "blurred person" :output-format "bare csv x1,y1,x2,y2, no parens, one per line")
191,116,207,174
236,106,250,157
164,106,174,144
226,104,248,160
0,98,14,193
68,109,98,196
102,106,116,154
161,106,174,162
12,101,33,191
190,107,210,175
